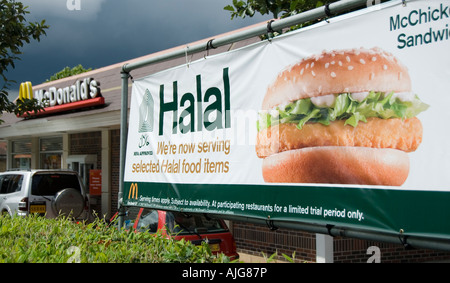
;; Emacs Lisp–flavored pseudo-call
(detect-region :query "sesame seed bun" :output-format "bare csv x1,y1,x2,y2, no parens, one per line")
262,146,410,186
262,48,411,110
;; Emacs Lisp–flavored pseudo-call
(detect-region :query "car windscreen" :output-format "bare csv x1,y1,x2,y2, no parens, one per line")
166,212,228,235
31,173,81,196
135,208,159,233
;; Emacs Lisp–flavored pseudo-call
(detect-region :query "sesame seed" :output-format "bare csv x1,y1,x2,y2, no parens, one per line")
311,71,316,77
348,66,354,70
372,56,377,61
370,72,375,80
383,64,388,70
331,61,335,65
325,63,329,69
346,56,351,62
338,61,343,66
306,63,310,69
360,59,366,64
300,68,304,75
330,72,336,78
311,62,315,68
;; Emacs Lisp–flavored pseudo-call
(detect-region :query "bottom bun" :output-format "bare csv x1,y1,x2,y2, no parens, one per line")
262,146,410,186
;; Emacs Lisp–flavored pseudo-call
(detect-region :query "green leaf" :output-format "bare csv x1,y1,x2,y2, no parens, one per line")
224,5,235,12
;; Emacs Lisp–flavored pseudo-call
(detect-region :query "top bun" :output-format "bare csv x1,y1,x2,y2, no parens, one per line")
262,48,412,110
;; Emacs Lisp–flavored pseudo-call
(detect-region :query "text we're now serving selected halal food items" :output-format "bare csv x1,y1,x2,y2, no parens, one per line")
256,47,429,186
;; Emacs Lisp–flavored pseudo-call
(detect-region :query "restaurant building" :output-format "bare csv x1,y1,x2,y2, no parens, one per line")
1,25,449,263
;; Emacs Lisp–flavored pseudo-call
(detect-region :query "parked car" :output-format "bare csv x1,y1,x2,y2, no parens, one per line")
112,208,239,259
0,169,90,220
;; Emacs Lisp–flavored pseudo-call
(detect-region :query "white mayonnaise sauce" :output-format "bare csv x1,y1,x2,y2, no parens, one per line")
392,92,415,102
350,92,370,102
310,94,336,107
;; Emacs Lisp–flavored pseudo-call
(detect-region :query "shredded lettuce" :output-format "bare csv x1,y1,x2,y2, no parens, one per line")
257,91,429,132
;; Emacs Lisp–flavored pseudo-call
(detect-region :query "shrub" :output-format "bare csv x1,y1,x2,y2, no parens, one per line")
45,64,92,82
0,214,231,263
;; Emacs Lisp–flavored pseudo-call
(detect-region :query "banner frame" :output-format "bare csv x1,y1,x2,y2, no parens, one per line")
117,0,450,251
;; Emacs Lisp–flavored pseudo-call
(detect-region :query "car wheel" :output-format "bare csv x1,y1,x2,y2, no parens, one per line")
52,188,84,218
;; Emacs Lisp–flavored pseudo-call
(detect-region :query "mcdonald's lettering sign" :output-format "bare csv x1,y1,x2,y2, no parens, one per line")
128,183,138,200
17,79,105,118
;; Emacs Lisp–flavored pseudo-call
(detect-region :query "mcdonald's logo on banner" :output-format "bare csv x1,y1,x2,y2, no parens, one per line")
128,183,138,200
19,81,33,100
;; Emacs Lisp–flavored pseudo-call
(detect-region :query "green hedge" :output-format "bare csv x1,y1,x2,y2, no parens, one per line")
0,214,231,263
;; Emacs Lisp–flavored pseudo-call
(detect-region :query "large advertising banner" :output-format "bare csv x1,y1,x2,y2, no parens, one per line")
124,0,450,239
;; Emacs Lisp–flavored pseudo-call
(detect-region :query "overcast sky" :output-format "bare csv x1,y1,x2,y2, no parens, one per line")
7,0,272,96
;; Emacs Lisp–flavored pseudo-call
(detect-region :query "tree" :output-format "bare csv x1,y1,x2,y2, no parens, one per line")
45,64,92,82
0,0,49,122
224,0,337,34
224,0,337,19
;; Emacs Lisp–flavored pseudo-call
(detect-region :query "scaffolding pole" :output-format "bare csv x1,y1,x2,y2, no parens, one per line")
119,0,372,217
121,0,370,73
116,0,450,253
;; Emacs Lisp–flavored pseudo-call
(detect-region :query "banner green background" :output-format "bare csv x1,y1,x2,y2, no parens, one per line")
124,181,450,239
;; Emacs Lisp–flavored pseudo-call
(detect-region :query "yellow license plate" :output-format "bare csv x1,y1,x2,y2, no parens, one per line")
30,205,46,214
209,243,220,252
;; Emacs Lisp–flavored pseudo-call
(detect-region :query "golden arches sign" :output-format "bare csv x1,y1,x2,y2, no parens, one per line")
19,81,33,100
128,183,138,200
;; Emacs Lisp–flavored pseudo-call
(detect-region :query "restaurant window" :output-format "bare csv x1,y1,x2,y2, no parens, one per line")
40,136,63,169
11,139,31,169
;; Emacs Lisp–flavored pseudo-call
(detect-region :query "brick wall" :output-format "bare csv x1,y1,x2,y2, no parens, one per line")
232,221,450,263
232,222,316,262
334,238,450,263
69,132,102,168
110,129,120,214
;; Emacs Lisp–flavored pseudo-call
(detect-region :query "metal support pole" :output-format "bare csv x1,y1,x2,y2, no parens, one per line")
118,1,371,207
121,0,370,73
117,0,392,239
118,71,129,228
316,234,334,263
116,0,450,252
119,0,372,220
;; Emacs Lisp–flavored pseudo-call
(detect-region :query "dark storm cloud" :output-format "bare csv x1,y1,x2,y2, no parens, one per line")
7,0,271,94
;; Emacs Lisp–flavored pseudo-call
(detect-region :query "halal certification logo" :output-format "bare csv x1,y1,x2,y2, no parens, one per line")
138,134,150,149
138,89,154,133
135,89,154,154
